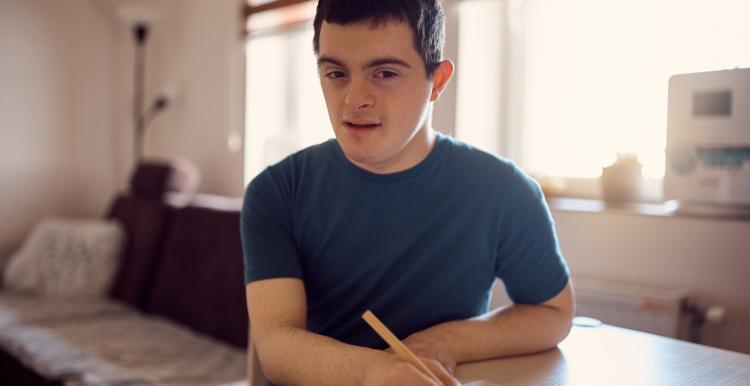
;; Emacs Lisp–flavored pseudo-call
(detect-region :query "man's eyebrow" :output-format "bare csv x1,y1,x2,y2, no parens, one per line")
364,57,412,69
317,56,412,70
317,56,345,68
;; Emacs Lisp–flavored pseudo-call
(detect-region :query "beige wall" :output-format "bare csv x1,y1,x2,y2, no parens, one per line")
0,0,245,255
492,211,750,354
554,211,750,354
1,0,247,254
112,0,246,197
0,0,119,256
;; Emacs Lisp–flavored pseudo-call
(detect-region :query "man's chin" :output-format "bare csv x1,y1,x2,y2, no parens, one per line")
342,150,375,166
338,137,369,154
339,145,380,168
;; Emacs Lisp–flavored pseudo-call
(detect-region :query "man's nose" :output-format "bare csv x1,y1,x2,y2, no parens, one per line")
344,77,374,110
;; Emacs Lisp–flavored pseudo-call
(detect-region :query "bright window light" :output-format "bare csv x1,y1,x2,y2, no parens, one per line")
244,26,331,184
457,0,750,179
455,0,504,156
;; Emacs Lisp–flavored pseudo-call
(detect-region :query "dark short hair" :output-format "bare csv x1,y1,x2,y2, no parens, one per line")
313,0,446,77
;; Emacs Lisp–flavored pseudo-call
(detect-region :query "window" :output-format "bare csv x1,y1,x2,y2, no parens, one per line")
455,0,750,197
244,3,330,184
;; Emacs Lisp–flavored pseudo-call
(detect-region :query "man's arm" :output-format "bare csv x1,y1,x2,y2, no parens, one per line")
246,278,459,386
401,281,575,372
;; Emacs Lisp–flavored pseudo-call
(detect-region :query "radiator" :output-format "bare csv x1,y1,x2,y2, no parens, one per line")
574,277,689,338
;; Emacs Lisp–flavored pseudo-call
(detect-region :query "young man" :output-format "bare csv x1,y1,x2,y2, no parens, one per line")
241,1,574,385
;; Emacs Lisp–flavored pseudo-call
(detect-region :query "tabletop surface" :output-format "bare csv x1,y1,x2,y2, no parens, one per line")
455,324,750,386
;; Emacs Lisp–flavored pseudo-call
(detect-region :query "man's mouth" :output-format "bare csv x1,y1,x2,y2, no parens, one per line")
343,121,382,130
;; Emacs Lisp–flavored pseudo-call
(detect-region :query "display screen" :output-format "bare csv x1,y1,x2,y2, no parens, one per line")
693,90,732,116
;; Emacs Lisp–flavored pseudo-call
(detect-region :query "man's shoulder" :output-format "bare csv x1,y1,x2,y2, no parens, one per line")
275,139,335,170
439,134,543,202
440,134,520,179
245,139,335,197
256,139,334,177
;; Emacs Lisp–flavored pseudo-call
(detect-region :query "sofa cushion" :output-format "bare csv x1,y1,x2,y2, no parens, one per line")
146,204,248,349
106,196,173,309
0,310,246,385
3,218,125,298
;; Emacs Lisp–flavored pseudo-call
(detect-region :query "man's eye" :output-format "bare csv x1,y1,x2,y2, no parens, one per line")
375,70,398,79
325,71,347,79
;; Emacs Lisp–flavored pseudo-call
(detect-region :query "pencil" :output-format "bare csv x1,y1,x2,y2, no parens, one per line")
362,310,444,386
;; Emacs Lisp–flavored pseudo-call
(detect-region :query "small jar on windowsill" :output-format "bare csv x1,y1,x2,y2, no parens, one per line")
601,154,643,204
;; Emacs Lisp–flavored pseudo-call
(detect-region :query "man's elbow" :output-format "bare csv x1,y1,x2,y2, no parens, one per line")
554,305,574,345
537,302,573,350
251,325,299,384
543,282,576,346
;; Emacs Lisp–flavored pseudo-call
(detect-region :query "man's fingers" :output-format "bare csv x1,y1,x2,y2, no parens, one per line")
378,351,459,386
399,336,457,376
387,361,443,386
422,358,460,386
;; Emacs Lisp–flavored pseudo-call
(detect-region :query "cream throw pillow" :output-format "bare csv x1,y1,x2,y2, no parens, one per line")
3,217,125,297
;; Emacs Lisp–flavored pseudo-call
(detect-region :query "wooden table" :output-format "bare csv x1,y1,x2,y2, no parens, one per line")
455,324,750,386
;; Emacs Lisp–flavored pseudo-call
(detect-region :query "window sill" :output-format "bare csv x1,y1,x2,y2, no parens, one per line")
547,197,750,222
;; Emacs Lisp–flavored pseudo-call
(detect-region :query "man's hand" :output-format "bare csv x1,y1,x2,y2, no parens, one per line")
400,333,457,376
363,354,460,386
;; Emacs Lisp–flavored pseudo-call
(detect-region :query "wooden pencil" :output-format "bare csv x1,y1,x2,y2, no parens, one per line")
362,310,444,386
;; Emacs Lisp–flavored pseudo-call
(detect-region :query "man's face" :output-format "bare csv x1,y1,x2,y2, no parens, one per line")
317,20,436,173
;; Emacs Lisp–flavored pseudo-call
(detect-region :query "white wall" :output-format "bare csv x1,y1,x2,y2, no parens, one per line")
491,210,750,354
112,0,246,197
554,210,750,354
0,0,119,256
0,0,246,254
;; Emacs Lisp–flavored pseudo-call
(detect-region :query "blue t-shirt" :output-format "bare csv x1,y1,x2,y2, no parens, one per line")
241,133,569,350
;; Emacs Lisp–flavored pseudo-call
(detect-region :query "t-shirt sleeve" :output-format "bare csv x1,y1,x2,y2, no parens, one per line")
495,166,570,304
240,167,303,284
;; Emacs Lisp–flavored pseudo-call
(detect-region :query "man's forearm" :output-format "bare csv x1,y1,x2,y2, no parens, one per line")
407,302,573,365
448,303,570,362
255,325,388,386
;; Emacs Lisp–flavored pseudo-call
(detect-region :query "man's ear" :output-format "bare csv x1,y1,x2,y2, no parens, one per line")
430,60,455,102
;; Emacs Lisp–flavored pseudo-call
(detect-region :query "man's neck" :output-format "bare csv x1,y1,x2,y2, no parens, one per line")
348,128,437,175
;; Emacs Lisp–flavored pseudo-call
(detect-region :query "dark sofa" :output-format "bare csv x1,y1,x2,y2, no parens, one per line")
0,163,250,385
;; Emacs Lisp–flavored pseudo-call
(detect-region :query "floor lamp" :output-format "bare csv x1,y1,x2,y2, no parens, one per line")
117,5,170,167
